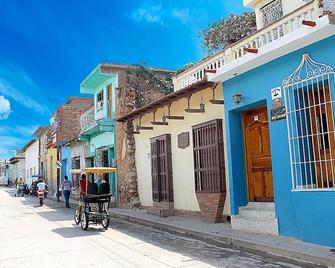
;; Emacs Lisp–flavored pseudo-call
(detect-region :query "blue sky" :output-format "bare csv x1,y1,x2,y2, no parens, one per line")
0,0,248,158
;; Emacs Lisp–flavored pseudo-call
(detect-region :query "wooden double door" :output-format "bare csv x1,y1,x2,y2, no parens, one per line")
150,134,173,202
243,106,274,202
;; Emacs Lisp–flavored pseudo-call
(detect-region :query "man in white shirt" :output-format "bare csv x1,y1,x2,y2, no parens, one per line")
37,180,46,191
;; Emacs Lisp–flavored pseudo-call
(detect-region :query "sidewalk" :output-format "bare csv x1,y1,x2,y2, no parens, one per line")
110,208,335,267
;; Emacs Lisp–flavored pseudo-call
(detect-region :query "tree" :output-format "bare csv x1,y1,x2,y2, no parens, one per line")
201,12,257,54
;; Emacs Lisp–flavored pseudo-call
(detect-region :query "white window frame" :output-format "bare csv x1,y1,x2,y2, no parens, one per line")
96,90,104,111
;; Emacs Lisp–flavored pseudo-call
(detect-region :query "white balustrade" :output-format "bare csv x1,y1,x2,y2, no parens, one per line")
173,0,322,91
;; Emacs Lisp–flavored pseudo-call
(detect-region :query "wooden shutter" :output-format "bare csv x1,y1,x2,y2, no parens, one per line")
192,119,225,193
150,134,173,202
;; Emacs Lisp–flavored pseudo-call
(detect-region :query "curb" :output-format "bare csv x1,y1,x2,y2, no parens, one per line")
110,211,335,267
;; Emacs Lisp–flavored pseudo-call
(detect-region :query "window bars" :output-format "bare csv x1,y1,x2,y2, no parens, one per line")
283,54,335,191
260,0,284,27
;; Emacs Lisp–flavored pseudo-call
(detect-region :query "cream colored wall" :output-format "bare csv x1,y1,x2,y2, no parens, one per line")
250,0,310,29
134,85,231,215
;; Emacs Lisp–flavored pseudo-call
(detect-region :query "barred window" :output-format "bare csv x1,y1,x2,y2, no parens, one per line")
283,54,335,190
192,119,226,192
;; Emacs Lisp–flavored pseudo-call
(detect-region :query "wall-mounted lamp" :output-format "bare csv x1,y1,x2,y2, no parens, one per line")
162,114,167,123
233,92,242,105
200,102,205,113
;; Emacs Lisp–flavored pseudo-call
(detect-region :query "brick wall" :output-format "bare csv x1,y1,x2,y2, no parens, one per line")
196,192,226,223
54,97,93,143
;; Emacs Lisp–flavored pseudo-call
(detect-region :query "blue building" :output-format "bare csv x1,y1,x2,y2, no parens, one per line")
79,64,117,200
208,4,335,246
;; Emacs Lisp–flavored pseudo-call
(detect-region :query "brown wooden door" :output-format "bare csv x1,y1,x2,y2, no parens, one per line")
150,134,173,202
309,84,335,188
243,106,274,202
107,84,113,118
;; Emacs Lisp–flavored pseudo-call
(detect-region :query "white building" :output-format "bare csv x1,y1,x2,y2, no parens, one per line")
0,159,9,184
8,150,25,182
23,139,39,187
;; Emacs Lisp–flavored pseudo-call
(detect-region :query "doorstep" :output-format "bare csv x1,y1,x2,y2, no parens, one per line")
110,208,335,267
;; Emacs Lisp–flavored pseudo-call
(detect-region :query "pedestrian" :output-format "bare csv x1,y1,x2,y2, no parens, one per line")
80,174,87,195
97,173,110,212
97,174,110,195
62,175,72,208
87,177,98,195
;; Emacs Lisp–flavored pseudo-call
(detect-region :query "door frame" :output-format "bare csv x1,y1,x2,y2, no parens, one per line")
242,105,274,202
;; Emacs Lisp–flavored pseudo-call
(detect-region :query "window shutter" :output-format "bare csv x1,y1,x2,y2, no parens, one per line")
192,119,226,193
150,134,173,202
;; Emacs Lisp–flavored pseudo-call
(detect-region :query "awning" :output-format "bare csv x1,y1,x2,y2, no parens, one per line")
70,167,117,174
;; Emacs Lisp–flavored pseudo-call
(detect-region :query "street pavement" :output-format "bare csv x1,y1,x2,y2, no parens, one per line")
0,187,326,268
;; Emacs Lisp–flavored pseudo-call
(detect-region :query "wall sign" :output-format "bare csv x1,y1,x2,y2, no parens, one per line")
271,106,286,121
177,132,189,149
271,87,282,100
270,87,286,121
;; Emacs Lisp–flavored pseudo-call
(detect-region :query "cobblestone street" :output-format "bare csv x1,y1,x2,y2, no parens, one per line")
0,187,324,268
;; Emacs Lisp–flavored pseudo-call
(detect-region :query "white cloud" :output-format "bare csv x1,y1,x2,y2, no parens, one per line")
130,2,192,26
0,58,51,115
131,4,164,25
0,95,11,119
0,135,26,158
0,77,49,115
172,8,190,24
0,124,40,159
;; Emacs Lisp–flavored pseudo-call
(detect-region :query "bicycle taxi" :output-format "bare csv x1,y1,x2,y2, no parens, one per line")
70,167,116,231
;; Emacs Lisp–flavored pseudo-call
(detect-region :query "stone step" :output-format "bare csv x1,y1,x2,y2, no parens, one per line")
231,216,279,235
246,202,275,210
147,207,174,217
239,207,275,219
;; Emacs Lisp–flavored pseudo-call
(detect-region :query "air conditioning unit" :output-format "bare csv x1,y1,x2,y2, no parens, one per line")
97,101,103,110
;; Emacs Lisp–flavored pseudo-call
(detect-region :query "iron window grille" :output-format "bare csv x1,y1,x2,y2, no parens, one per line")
192,119,226,193
283,54,335,191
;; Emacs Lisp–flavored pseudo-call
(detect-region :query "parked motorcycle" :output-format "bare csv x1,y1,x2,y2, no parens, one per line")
29,181,38,196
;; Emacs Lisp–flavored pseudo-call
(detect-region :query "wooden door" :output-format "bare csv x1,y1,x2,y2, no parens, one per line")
309,85,335,188
243,106,274,202
107,84,113,118
150,134,173,202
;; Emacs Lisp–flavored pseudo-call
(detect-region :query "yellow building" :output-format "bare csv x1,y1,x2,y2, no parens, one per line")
118,81,230,222
47,145,57,195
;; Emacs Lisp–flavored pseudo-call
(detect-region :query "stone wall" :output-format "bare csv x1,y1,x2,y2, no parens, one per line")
115,66,174,208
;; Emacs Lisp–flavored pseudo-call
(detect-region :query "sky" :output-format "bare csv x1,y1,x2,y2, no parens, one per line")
0,0,248,159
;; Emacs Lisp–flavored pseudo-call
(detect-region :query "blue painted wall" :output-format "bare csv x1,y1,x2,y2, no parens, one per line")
224,35,335,246
61,146,71,182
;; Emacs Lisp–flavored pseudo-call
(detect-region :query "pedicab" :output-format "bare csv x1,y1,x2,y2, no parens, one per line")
70,167,116,231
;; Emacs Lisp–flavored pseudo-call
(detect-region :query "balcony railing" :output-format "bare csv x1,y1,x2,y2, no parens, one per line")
80,107,95,132
173,0,322,91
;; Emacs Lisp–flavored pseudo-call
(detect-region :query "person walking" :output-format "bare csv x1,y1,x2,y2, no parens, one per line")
62,176,72,208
